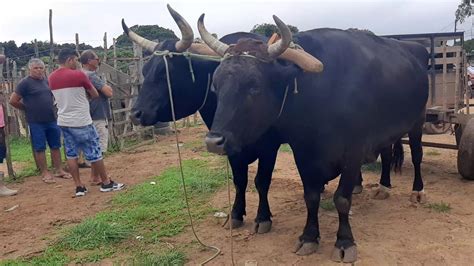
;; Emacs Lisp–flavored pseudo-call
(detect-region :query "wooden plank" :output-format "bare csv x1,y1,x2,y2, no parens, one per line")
429,57,460,65
112,107,132,114
401,139,457,150
442,42,447,110
431,46,462,54
454,51,460,112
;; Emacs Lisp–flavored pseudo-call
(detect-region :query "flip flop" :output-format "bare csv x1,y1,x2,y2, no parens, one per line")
42,177,56,184
55,172,73,179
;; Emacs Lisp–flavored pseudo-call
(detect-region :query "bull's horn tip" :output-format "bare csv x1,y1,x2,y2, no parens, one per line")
199,13,205,21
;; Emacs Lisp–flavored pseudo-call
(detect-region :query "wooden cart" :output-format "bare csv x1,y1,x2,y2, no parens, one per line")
384,32,474,180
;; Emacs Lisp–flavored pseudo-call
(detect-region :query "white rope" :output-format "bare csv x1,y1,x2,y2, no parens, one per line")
278,85,289,118
197,73,212,112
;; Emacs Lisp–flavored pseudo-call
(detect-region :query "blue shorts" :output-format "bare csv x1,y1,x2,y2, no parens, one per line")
61,124,102,163
29,122,62,152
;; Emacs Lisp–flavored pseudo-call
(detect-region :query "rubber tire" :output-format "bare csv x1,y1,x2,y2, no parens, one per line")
457,119,474,180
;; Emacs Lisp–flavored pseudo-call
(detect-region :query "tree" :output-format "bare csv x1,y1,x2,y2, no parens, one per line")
250,23,299,37
455,1,472,30
115,24,178,48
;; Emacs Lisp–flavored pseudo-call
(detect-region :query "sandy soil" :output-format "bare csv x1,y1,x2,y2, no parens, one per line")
1,126,474,265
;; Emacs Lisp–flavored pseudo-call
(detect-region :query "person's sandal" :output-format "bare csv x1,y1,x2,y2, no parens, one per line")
42,176,56,184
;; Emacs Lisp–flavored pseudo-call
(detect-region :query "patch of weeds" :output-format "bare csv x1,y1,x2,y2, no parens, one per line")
72,248,115,264
426,150,441,156
320,198,336,211
0,247,68,266
426,202,451,213
361,161,382,172
183,139,205,150
128,250,186,265
279,144,292,153
57,219,131,250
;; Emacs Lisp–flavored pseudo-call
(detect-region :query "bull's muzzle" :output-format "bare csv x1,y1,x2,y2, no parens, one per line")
205,132,226,155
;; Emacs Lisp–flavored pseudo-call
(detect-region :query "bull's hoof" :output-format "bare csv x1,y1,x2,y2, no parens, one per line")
293,239,319,256
410,190,427,204
371,185,390,200
352,185,363,194
330,245,357,263
227,219,244,229
252,220,272,234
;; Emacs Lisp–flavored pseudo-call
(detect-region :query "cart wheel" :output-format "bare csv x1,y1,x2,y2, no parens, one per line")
424,122,451,134
457,118,474,180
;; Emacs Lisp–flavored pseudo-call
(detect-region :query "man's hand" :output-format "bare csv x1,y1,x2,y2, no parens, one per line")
9,92,25,110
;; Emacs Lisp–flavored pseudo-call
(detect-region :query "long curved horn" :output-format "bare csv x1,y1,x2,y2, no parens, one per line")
279,49,324,73
197,14,229,56
267,15,292,58
167,4,193,52
121,19,158,52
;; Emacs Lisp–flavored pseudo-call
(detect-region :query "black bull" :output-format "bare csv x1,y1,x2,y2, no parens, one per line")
202,20,428,262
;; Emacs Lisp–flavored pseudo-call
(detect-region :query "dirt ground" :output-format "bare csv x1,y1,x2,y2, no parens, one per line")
1,126,474,265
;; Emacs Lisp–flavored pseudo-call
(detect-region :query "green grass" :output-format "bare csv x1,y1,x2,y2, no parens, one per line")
320,198,336,211
426,202,452,213
2,158,226,265
7,137,39,181
279,144,293,153
361,161,382,172
426,150,441,156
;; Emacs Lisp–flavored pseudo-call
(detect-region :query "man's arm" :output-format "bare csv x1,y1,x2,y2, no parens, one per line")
9,92,25,110
79,71,99,99
100,84,113,98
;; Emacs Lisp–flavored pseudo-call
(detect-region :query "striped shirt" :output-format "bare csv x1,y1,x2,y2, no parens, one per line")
48,68,94,127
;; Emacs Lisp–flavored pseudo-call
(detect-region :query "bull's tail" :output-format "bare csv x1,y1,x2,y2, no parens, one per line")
391,139,404,173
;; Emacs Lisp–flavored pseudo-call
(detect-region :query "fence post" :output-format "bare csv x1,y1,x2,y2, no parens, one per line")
34,39,39,58
49,9,54,73
75,33,80,54
113,38,117,69
103,32,108,64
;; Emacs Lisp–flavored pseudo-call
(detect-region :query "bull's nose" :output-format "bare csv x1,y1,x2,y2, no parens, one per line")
130,110,142,125
205,133,226,155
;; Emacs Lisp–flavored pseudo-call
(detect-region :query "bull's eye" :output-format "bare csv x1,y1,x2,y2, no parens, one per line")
249,87,260,96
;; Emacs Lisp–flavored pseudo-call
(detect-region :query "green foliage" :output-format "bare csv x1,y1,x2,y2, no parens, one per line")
464,39,474,54
4,158,226,265
455,1,472,24
128,251,186,265
279,144,293,153
426,202,452,213
250,23,299,37
116,24,178,48
320,198,336,211
0,247,69,266
57,219,131,250
361,161,382,172
0,40,93,69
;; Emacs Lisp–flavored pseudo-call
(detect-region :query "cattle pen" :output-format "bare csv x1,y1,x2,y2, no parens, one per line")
385,32,474,180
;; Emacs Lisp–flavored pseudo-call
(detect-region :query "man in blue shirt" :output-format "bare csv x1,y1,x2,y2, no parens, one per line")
80,50,113,184
9,58,71,184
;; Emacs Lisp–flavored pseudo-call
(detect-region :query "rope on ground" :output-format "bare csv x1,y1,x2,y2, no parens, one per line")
163,55,221,265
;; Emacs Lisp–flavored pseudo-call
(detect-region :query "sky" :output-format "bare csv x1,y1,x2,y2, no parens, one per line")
0,0,470,48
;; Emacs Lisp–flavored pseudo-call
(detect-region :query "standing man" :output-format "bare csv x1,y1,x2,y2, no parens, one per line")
48,48,124,197
79,50,112,185
9,58,71,184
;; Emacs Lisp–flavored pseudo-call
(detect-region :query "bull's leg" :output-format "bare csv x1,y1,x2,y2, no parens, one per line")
352,171,363,194
372,145,393,200
293,180,323,256
408,119,425,203
228,157,249,228
331,158,359,263
253,147,278,234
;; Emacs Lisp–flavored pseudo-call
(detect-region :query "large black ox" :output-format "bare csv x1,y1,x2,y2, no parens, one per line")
200,14,428,262
126,5,280,234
